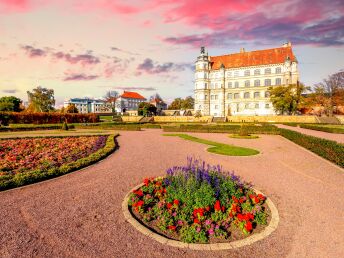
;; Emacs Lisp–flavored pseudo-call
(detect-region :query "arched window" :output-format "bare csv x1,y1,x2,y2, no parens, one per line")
265,91,270,98
244,92,250,99
254,92,260,98
234,93,240,99
254,80,260,87
227,93,233,99
265,68,271,74
254,69,260,75
245,80,250,87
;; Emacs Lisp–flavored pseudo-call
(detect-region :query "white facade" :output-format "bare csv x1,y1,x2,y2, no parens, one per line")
114,93,146,113
64,98,111,113
194,43,300,116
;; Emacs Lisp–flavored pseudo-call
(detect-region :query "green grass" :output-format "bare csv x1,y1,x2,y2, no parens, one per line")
163,134,259,156
299,124,344,134
229,134,259,139
100,115,114,121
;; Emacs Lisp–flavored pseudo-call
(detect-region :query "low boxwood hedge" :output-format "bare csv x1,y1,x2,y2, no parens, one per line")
279,128,344,168
299,124,344,134
74,123,141,131
0,134,119,191
162,124,280,134
0,124,75,132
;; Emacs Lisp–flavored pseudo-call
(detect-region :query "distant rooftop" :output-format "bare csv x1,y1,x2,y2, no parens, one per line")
121,91,146,100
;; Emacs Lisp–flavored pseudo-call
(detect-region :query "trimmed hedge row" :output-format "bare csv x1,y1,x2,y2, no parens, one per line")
299,124,344,134
162,124,280,134
0,134,118,191
0,112,99,124
0,124,75,132
279,128,344,168
74,123,141,131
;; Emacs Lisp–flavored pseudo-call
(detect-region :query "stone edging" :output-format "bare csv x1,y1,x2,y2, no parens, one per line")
122,182,279,250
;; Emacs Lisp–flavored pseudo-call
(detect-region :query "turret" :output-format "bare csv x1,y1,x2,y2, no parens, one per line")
195,46,210,90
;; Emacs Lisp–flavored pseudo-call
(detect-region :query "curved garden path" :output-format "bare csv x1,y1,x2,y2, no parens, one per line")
276,124,344,143
0,129,343,258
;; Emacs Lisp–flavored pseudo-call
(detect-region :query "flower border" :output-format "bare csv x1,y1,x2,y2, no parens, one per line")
122,182,279,250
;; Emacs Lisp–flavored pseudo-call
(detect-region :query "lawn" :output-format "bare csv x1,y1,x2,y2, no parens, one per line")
164,134,259,156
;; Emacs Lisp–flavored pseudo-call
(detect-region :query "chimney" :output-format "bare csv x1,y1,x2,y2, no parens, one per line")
283,41,291,48
240,48,245,53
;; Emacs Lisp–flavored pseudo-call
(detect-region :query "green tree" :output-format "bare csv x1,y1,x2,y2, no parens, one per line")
65,104,79,113
138,102,157,116
0,96,23,112
168,96,195,110
181,96,195,109
269,83,307,115
27,86,55,112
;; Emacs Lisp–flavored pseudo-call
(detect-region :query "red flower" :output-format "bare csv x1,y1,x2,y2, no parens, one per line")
143,178,150,186
205,206,210,211
134,189,143,197
133,200,144,207
237,214,245,221
221,206,225,212
168,225,176,230
166,203,172,209
193,208,204,217
214,200,221,211
173,199,179,206
232,196,239,203
194,218,200,224
245,221,253,232
257,194,266,201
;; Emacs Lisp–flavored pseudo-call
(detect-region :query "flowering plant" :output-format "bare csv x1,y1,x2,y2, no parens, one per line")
0,135,108,176
128,158,269,243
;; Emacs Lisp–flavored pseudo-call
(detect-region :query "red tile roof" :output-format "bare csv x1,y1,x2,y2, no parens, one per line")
210,46,296,70
121,91,146,100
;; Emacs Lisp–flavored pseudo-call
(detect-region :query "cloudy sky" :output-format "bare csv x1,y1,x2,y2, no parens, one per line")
0,0,343,106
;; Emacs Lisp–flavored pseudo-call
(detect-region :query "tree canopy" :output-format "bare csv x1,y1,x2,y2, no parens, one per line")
269,83,308,115
138,102,157,116
27,86,55,112
65,104,79,113
0,96,23,112
305,71,344,116
168,96,194,110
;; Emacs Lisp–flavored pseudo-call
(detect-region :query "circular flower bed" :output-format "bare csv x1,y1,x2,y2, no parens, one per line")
128,158,270,244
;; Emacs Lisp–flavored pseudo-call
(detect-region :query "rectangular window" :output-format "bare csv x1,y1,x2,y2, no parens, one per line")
275,67,281,74
215,105,218,109
275,78,281,85
227,72,232,77
264,79,271,86
254,92,260,98
244,70,250,76
211,95,214,100
265,68,271,74
228,82,232,88
234,71,239,77
227,93,232,99
215,95,218,100
254,69,260,75
255,103,259,109
245,80,250,87
205,95,208,100
245,103,250,109
254,80,260,87
265,103,270,108
234,93,240,99
234,81,239,88
205,83,208,89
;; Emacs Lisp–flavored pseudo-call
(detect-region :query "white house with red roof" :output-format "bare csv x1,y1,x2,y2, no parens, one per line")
194,42,300,116
115,91,147,113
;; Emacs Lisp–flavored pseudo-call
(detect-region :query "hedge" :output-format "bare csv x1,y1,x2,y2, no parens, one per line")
299,124,344,134
0,134,119,191
162,124,280,134
0,124,75,132
74,123,141,131
279,128,344,168
0,112,99,124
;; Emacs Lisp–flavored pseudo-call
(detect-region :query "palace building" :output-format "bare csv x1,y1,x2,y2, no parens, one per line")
194,42,300,117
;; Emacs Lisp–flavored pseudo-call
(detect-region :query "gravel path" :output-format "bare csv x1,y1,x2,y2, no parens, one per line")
0,129,343,258
276,124,344,143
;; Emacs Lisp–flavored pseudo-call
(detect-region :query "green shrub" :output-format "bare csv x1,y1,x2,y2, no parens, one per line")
300,124,344,134
279,128,344,168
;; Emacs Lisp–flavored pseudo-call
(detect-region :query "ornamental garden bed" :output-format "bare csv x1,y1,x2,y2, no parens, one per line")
0,134,117,191
124,158,278,248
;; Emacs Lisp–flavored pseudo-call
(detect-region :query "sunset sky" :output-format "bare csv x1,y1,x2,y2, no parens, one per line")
0,0,343,106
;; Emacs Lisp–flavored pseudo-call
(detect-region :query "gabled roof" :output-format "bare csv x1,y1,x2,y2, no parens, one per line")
120,91,146,100
210,46,296,70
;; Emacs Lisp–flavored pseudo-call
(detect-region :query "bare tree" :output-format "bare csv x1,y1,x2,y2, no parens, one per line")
312,71,344,116
103,90,119,113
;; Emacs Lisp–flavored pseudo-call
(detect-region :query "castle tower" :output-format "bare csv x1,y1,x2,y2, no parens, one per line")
194,47,210,115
